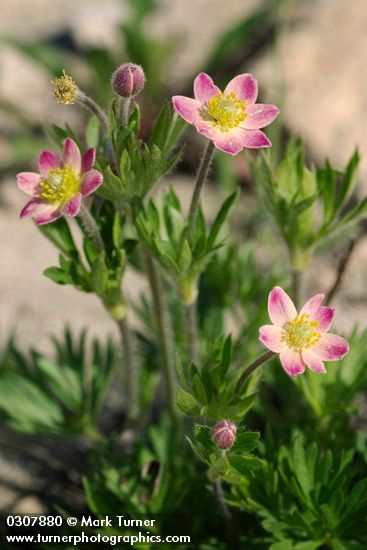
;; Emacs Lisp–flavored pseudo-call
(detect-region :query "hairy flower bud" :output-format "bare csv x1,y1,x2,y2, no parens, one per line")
52,70,78,105
211,420,237,450
111,63,145,98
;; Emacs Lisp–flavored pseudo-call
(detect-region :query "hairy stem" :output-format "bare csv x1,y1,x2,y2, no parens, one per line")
79,204,137,420
187,140,215,240
143,249,177,422
77,90,118,174
326,239,356,305
235,350,275,394
117,317,138,420
77,90,109,134
214,478,232,521
118,96,131,127
185,302,199,365
78,203,104,253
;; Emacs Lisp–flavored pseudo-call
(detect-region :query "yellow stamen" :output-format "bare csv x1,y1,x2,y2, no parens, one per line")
40,166,80,204
52,70,78,105
282,313,321,352
207,92,247,129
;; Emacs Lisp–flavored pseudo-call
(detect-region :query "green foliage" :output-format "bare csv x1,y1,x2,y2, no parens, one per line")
40,218,93,292
84,417,188,517
0,329,115,436
198,242,285,354
99,103,185,203
175,335,257,422
296,329,367,419
40,199,128,317
188,424,261,484
243,437,367,548
136,187,237,302
251,140,365,269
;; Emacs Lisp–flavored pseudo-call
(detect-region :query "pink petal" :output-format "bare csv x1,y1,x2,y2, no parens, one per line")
279,349,305,377
81,148,96,174
211,128,245,156
313,306,335,333
35,210,61,225
196,126,271,154
242,103,279,129
268,286,297,327
16,172,41,196
302,350,327,374
81,170,103,196
172,96,202,124
38,151,61,176
20,198,57,220
312,334,349,361
193,73,221,103
61,193,82,217
63,138,81,173
259,325,285,353
224,74,258,103
300,293,325,318
239,129,272,148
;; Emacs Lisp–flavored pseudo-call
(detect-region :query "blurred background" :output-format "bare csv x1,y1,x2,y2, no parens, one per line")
1,0,367,514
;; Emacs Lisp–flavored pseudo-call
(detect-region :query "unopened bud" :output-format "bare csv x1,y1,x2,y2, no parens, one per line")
211,420,237,450
52,70,78,105
111,63,145,98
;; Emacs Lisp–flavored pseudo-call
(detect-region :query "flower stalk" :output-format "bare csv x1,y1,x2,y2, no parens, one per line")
78,203,137,421
76,91,119,174
187,140,215,241
326,239,356,305
143,249,177,422
185,302,199,365
235,350,275,394
117,316,138,420
117,96,131,127
78,202,104,253
76,90,109,136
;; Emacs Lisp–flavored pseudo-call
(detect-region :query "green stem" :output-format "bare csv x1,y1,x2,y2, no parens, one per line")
187,140,215,240
117,317,138,420
326,239,356,305
235,350,275,394
143,249,177,421
214,479,231,521
117,96,131,127
185,302,199,365
78,203,104,253
77,90,109,134
77,89,118,174
78,204,137,420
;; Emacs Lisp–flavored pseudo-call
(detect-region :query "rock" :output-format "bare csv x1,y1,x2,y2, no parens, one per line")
11,495,46,515
254,0,367,187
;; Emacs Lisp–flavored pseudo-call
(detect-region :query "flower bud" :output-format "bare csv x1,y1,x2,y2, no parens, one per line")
52,70,78,105
211,420,237,450
111,63,145,98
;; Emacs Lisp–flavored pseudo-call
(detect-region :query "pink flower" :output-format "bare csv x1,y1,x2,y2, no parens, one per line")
172,72,279,156
259,286,349,377
17,138,103,225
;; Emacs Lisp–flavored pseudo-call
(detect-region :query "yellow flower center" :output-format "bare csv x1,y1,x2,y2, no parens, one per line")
207,92,247,129
52,70,78,105
39,166,80,204
281,313,321,352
